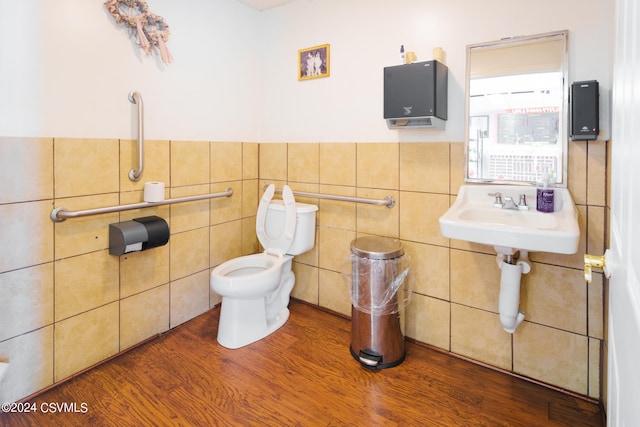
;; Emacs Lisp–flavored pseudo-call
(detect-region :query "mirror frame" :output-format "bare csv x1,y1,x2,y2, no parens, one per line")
464,30,569,187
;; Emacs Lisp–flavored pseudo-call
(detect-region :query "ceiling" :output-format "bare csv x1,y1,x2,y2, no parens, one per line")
236,0,297,11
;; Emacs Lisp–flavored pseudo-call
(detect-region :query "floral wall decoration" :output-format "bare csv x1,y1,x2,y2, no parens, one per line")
105,0,173,65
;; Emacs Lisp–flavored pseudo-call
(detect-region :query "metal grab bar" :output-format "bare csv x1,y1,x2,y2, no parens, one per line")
50,188,233,222
128,91,144,181
266,185,395,208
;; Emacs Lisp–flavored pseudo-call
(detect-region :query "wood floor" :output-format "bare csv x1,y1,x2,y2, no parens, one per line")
1,300,603,426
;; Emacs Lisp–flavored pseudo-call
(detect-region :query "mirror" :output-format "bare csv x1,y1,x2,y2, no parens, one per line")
465,30,569,187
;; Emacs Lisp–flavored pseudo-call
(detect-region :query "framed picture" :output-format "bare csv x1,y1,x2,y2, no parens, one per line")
298,44,330,81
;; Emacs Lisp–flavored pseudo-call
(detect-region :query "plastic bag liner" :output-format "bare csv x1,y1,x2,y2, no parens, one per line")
342,251,412,316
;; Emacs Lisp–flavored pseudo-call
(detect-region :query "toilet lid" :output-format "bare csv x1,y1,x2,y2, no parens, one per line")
256,184,297,254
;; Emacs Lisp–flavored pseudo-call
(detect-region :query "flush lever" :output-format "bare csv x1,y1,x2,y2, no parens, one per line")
584,250,611,283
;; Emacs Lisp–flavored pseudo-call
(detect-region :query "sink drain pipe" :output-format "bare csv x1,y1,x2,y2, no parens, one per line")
496,250,531,333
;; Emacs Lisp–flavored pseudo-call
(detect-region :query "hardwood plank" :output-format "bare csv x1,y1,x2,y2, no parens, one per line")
0,300,603,426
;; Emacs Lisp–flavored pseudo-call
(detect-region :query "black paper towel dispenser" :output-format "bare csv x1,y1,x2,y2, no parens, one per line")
384,60,448,129
109,215,169,256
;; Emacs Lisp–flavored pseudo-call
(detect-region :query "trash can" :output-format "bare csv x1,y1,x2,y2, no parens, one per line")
348,236,411,370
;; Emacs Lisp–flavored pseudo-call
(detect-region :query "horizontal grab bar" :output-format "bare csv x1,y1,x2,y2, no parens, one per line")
266,185,395,208
50,188,233,222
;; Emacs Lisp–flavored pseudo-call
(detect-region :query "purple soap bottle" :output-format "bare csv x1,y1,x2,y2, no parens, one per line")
536,171,555,213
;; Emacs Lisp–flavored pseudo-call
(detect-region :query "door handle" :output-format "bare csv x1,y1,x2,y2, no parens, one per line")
584,250,611,283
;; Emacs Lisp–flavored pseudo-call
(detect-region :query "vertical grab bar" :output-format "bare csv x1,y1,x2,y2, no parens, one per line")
128,91,144,181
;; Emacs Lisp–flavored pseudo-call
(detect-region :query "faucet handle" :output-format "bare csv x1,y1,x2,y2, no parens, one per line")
517,194,529,210
489,192,503,208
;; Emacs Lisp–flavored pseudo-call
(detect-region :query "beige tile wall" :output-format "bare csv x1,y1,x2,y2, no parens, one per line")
0,137,606,403
0,137,257,403
260,140,607,399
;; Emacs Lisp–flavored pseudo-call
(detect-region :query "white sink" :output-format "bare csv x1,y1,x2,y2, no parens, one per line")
439,185,580,254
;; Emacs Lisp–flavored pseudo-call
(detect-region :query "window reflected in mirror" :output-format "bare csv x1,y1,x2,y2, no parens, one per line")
465,31,568,186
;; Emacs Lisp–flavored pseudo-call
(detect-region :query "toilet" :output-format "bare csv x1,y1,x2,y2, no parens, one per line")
210,184,318,349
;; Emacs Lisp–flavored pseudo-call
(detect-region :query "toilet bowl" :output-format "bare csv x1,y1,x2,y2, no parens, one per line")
210,184,318,349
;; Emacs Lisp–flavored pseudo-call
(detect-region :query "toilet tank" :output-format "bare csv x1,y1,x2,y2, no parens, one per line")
266,201,318,255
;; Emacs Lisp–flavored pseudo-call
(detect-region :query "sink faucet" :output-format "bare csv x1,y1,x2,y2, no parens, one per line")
490,192,529,210
503,196,518,209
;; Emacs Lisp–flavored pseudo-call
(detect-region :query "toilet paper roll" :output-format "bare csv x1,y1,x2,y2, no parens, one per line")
144,182,165,203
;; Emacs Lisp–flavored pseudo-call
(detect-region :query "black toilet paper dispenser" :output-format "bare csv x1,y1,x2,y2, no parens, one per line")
109,215,170,256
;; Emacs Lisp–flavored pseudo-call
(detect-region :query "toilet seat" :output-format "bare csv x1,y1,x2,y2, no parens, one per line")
256,184,297,255
211,252,290,297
